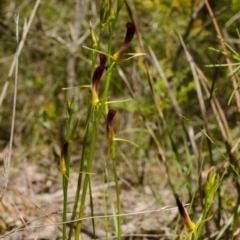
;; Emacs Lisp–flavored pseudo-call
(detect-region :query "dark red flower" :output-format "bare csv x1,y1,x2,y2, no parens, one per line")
122,22,136,50
91,54,107,105
106,109,116,141
92,66,106,92
113,22,135,62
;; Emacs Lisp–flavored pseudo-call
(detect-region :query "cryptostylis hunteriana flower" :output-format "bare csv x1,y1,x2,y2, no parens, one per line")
60,142,68,175
106,109,116,141
91,54,107,106
176,195,196,231
113,22,135,62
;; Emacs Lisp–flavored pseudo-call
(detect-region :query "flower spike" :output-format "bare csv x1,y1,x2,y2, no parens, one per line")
106,109,116,141
113,22,136,62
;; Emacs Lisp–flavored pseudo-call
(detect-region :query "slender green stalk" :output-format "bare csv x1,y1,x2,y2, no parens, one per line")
68,103,91,239
193,167,219,239
75,108,99,239
110,140,121,239
62,101,72,239
103,162,110,240
89,179,96,239
73,1,124,238
62,178,67,239
68,4,106,237
62,142,72,239
62,136,73,238
74,62,115,240
62,97,79,239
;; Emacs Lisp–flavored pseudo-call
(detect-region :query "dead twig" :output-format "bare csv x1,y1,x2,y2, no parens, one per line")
0,0,41,107
196,66,239,170
204,0,240,112
0,204,184,238
148,46,200,164
178,34,214,172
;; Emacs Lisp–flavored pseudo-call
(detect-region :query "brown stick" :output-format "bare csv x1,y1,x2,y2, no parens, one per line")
204,0,240,112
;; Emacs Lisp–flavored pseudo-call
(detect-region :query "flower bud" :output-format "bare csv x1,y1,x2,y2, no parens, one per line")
205,167,219,207
176,195,196,231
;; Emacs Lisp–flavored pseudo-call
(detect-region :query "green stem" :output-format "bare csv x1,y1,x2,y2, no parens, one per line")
74,61,114,239
104,162,109,240
110,140,121,239
62,106,79,239
74,4,118,237
62,176,67,240
62,139,72,240
195,199,212,239
89,179,96,239
69,21,104,239
75,108,99,239
68,104,91,239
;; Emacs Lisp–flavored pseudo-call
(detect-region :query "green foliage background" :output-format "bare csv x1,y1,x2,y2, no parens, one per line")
0,0,239,239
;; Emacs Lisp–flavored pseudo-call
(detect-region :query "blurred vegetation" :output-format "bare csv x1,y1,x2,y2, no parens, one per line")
0,0,239,239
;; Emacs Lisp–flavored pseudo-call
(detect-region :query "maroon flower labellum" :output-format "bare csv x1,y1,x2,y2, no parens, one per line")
99,53,107,67
92,66,106,92
122,22,136,50
176,196,187,220
113,22,135,62
106,109,116,141
91,54,107,106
